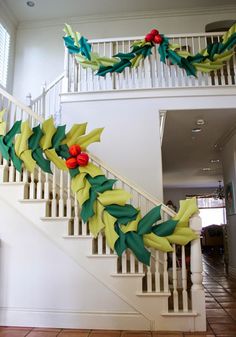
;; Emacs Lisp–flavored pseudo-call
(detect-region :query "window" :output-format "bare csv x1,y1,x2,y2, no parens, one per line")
196,196,226,228
0,23,10,88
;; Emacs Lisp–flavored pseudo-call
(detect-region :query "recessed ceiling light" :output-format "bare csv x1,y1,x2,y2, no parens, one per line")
26,1,35,7
202,167,211,171
196,119,205,126
192,127,202,133
210,159,220,163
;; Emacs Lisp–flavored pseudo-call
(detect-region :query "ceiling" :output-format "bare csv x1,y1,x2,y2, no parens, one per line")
162,109,236,189
2,0,236,23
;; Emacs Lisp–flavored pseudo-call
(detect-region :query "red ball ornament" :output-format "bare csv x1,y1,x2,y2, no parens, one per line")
153,34,163,44
145,33,154,42
66,157,78,169
150,29,159,36
77,152,89,167
69,144,81,157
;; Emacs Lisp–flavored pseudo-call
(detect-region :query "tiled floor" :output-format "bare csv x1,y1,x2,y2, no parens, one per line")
1,252,236,337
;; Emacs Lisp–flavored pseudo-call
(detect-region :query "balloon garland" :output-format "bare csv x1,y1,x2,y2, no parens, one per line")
64,23,236,77
0,111,198,265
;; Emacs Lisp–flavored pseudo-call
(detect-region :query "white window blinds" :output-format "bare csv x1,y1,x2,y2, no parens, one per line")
0,23,10,88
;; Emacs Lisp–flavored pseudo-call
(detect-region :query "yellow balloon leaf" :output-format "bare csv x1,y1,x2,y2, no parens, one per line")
76,178,91,205
62,123,87,146
21,149,36,172
79,162,103,177
120,212,142,233
222,23,236,43
103,210,119,250
143,232,173,252
15,121,33,157
77,128,104,149
0,109,6,135
40,117,57,150
98,189,131,206
174,197,198,228
89,201,105,237
71,172,87,193
167,228,198,245
45,149,68,170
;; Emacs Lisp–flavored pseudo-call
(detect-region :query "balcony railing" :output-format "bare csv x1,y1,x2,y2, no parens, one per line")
63,31,236,93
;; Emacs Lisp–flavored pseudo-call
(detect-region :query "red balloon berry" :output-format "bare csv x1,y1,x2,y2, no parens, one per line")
153,34,163,44
150,29,159,36
145,33,154,42
77,152,89,167
66,157,78,169
69,144,81,157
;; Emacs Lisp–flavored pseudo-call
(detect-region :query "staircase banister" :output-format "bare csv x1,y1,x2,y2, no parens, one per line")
0,87,43,123
89,153,176,218
87,31,225,44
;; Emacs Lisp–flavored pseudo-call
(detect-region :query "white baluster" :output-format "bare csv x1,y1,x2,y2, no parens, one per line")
73,193,79,236
147,265,152,292
182,245,188,312
9,162,15,182
51,165,57,217
44,173,49,200
29,171,35,199
172,244,179,312
130,253,135,273
67,173,72,218
59,170,64,217
97,233,103,254
37,168,42,199
121,253,127,273
163,252,169,292
155,250,161,292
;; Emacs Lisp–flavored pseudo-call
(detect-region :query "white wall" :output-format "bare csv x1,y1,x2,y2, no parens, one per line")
0,1,17,92
222,133,236,278
0,198,141,328
13,8,236,100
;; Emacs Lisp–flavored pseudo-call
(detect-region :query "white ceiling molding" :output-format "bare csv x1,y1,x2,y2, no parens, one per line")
17,5,236,30
0,1,18,29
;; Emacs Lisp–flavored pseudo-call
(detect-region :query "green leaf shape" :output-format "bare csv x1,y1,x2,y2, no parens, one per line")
158,36,170,63
52,125,66,149
0,136,9,160
152,219,178,237
114,52,135,60
9,146,22,172
79,36,92,60
4,120,22,146
137,205,162,235
126,232,151,266
105,204,139,225
63,36,81,54
143,232,173,252
62,123,87,147
81,189,97,222
88,201,105,237
166,227,198,245
32,148,52,174
132,43,153,58
40,118,57,150
57,144,70,159
114,223,127,256
28,125,43,151
222,23,236,43
130,54,143,68
69,168,80,178
120,212,142,233
77,127,104,149
103,210,119,250
96,65,114,76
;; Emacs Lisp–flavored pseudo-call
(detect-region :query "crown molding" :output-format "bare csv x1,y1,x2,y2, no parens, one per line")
0,0,18,30
17,5,236,30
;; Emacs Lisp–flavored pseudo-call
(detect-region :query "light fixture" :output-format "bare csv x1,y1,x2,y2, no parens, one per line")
215,180,225,199
196,119,205,126
192,127,202,133
26,1,35,7
210,159,220,163
202,167,211,171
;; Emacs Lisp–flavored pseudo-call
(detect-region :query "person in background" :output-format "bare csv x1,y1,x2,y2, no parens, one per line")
166,200,177,212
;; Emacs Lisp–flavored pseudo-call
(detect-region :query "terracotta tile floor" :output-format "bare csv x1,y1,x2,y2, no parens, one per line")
1,252,236,337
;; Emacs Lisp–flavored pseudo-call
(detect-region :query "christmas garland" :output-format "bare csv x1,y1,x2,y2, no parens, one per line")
0,110,198,265
63,23,236,77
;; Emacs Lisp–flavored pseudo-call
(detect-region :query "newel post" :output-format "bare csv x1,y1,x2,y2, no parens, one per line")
190,212,206,331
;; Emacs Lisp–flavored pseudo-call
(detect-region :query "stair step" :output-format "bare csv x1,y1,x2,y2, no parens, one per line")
63,235,93,239
87,254,117,258
161,311,198,316
136,292,171,297
111,273,145,277
40,216,70,221
19,199,47,203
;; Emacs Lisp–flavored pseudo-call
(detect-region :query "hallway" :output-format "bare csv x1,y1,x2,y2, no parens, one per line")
0,253,235,337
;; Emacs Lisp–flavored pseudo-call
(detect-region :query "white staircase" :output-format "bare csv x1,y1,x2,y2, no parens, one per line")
0,84,206,331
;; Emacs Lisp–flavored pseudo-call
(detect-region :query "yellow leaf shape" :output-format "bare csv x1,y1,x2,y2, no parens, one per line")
71,172,87,193
213,50,234,62
89,201,105,237
169,43,181,51
222,23,236,43
98,189,131,207
45,149,68,170
62,123,87,146
143,232,173,252
103,210,119,250
174,197,198,228
167,228,198,245
40,117,57,150
0,109,6,135
79,162,103,177
15,121,33,157
120,212,142,233
131,54,143,68
77,128,104,149
193,62,223,72
21,150,36,172
76,178,91,205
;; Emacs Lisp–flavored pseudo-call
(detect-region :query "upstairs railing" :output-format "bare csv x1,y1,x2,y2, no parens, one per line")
0,86,205,321
63,31,236,93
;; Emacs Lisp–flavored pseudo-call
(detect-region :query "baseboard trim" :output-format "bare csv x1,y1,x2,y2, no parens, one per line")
0,307,150,330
